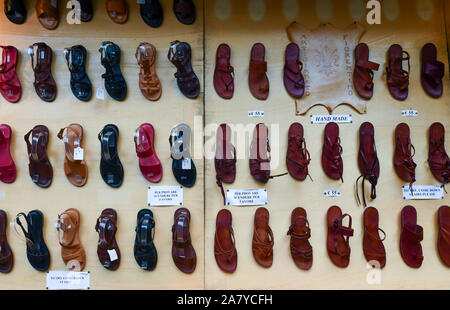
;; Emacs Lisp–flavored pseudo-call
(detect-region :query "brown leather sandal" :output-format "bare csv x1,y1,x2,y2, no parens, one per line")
386,44,410,101
171,208,197,274
95,208,121,271
56,208,86,271
214,209,237,273
35,0,59,30
353,43,379,99
29,43,56,102
327,206,354,268
215,124,236,205
249,43,269,100
24,125,53,188
0,210,13,273
363,207,386,269
287,207,313,270
57,124,88,187
136,43,162,101
106,0,128,24
252,207,274,268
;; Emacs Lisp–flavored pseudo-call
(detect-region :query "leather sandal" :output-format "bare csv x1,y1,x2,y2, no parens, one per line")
0,45,22,103
421,43,444,98
106,0,128,24
14,210,50,272
326,206,353,268
353,43,379,100
437,205,450,267
134,123,162,183
134,209,157,271
428,122,450,188
394,123,417,191
136,43,162,101
356,122,380,207
169,123,196,187
215,124,236,205
64,45,92,101
57,123,88,187
0,124,16,184
287,207,313,270
168,40,200,99
172,208,197,274
249,43,269,100
29,42,56,102
74,0,93,22
4,0,26,24
213,43,234,99
321,122,344,182
0,210,13,273
140,0,163,28
95,208,121,271
400,205,424,268
386,44,410,101
99,41,127,101
56,208,86,271
284,43,305,99
24,125,53,188
173,0,196,25
36,0,59,30
252,207,274,268
98,124,123,188
286,122,311,181
214,209,237,273
363,207,386,269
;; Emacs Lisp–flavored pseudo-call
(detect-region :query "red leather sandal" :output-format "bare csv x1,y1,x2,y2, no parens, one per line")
363,207,386,269
214,209,237,273
326,206,353,268
437,205,450,267
394,123,416,191
283,43,304,99
134,123,162,183
400,205,423,268
0,45,21,103
321,122,343,182
386,44,410,101
248,43,269,100
421,43,444,98
428,122,449,188
215,124,236,204
214,44,234,99
0,124,16,184
353,43,379,100
286,122,311,181
287,207,313,270
252,207,274,268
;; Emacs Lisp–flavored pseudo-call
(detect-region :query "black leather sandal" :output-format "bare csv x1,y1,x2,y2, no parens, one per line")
4,0,26,24
169,124,196,187
134,209,158,271
64,45,92,101
140,0,163,28
98,124,124,188
173,0,196,25
168,41,200,99
99,41,127,101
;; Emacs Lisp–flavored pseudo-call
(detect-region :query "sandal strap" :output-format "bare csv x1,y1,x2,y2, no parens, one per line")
36,0,58,19
404,224,423,242
214,226,236,260
24,129,47,163
249,61,267,73
423,61,444,87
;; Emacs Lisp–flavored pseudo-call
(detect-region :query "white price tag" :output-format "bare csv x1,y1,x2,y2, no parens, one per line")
401,110,418,117
46,271,90,290
96,88,105,100
310,114,352,124
402,185,444,200
181,158,192,170
248,110,265,118
28,47,33,55
323,190,342,197
73,147,84,161
148,186,184,207
226,189,268,206
107,249,118,261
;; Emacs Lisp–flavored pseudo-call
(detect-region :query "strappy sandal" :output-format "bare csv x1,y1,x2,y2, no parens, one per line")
421,43,444,98
95,208,121,271
4,0,26,24
169,123,196,187
134,209,157,271
354,43,379,100
140,0,163,28
29,42,56,102
287,207,313,270
24,125,53,188
363,207,386,268
173,0,196,25
286,122,312,181
172,208,197,274
386,44,410,101
99,41,127,101
0,124,16,184
106,0,128,24
322,122,344,182
326,206,354,268
136,43,162,101
35,0,59,30
57,123,88,187
14,210,50,271
134,123,162,183
64,45,92,101
98,124,123,188
428,122,450,189
168,40,200,99
215,124,236,205
213,43,234,99
0,210,13,273
394,123,417,192
249,43,269,100
400,206,424,268
214,209,237,273
252,207,274,268
0,45,21,103
56,208,86,271
284,43,305,99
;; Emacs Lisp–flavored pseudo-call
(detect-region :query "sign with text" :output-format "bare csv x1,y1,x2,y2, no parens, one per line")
46,271,90,290
148,186,183,207
402,185,444,200
310,114,352,124
323,190,342,197
226,189,268,206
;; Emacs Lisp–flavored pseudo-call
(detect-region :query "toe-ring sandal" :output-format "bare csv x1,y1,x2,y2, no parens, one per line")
173,0,196,25
169,123,196,187
64,45,92,101
57,123,88,187
0,124,16,184
354,43,379,100
56,208,86,271
172,208,197,274
327,206,354,268
213,43,234,99
215,123,236,204
363,207,386,269
168,40,200,99
24,125,53,188
322,122,344,182
99,41,127,101
35,0,59,30
400,205,424,268
252,207,274,268
136,43,162,101
394,123,417,191
287,207,313,270
95,208,121,271
421,43,444,98
106,0,128,24
14,210,50,271
134,209,157,271
437,205,450,267
386,44,410,101
29,42,56,102
214,209,237,273
249,43,269,100
284,43,305,99
0,210,13,273
4,0,26,24
134,123,162,183
98,124,123,188
0,45,22,103
140,0,163,28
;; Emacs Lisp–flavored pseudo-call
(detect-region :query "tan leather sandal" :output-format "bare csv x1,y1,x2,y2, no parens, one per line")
35,0,59,30
136,43,162,101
